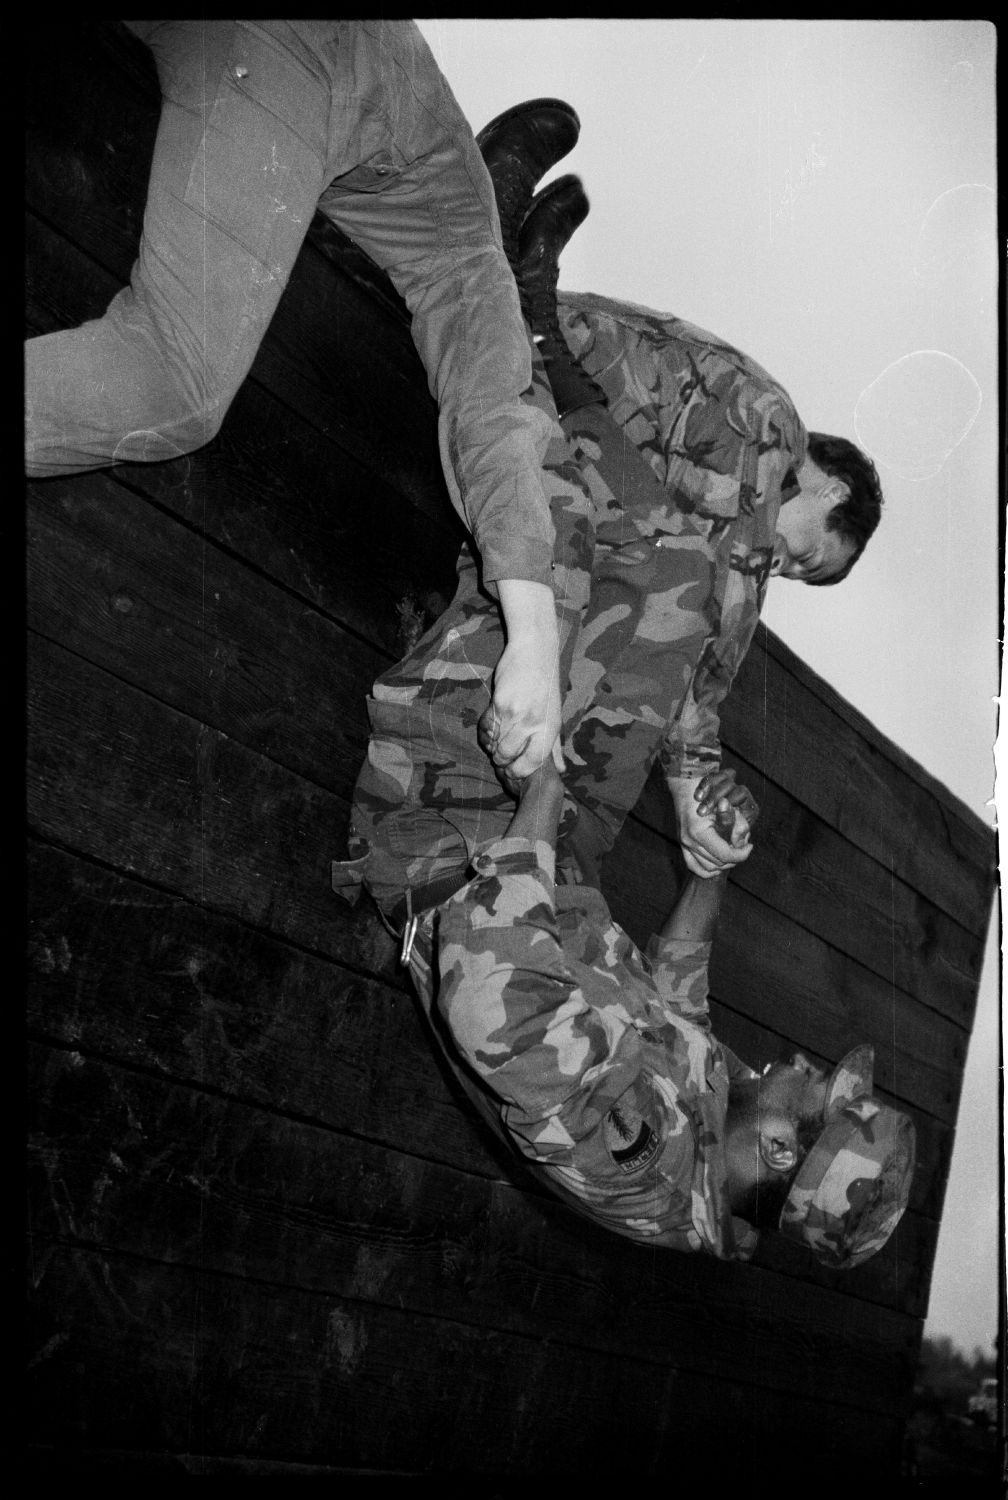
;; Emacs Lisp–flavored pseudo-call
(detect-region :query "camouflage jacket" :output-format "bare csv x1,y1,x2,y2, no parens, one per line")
554,292,807,872
428,834,760,1257
334,293,808,905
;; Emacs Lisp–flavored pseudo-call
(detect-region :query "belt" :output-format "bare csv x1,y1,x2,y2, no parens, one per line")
387,868,472,929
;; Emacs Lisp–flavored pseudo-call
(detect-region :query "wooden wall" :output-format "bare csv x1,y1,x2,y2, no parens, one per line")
25,21,996,1480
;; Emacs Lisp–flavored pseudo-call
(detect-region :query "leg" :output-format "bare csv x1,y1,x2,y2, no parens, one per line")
346,546,515,912
26,21,330,477
346,352,598,914
315,23,566,593
556,402,713,883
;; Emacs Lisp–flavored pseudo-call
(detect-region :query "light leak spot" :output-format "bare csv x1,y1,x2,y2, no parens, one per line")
854,351,981,482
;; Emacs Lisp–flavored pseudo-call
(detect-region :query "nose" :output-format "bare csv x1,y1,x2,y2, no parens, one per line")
770,536,788,576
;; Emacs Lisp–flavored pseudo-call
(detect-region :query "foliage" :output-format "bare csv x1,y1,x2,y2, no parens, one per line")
915,1334,998,1411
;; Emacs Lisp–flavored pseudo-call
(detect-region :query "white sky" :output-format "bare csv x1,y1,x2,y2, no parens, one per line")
417,18,1000,1357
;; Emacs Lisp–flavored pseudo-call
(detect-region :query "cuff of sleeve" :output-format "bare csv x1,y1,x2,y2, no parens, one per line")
478,535,555,590
470,835,557,887
663,752,721,784
643,935,713,1019
644,934,713,969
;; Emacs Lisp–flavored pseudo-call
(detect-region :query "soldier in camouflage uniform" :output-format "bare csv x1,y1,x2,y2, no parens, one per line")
336,280,883,905
329,112,904,1262
389,758,915,1264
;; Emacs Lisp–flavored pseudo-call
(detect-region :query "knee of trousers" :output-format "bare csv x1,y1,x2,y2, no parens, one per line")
109,397,230,465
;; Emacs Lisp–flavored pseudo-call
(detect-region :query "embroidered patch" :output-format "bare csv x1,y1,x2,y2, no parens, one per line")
604,1101,660,1175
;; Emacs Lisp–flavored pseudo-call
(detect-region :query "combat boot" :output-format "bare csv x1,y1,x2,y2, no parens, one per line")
516,175,606,419
477,98,580,267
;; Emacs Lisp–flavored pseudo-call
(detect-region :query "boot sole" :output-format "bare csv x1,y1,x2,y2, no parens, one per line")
476,96,580,150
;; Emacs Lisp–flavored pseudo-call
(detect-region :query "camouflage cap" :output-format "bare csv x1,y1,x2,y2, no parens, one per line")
778,1047,916,1269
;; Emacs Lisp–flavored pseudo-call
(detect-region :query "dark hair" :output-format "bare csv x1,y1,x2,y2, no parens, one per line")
804,431,884,587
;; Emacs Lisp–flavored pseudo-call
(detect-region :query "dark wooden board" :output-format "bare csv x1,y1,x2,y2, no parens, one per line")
26,472,983,1046
26,1041,921,1412
26,632,392,982
723,629,995,936
607,810,975,1095
27,474,384,797
25,214,461,658
26,1242,905,1475
23,1447,410,1477
24,841,940,1316
626,766,984,1030
26,632,963,1156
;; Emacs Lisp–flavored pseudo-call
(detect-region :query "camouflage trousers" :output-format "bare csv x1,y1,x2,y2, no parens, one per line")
339,359,710,912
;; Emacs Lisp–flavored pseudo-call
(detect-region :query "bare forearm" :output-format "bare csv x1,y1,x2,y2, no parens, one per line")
496,578,558,649
657,871,727,946
481,578,562,781
505,761,565,847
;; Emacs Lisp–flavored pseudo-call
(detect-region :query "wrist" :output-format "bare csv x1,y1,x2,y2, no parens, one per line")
497,579,559,646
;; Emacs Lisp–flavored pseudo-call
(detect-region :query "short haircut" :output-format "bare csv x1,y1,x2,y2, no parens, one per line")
804,431,884,587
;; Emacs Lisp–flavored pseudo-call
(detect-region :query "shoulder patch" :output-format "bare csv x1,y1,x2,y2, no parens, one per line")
604,1101,660,1175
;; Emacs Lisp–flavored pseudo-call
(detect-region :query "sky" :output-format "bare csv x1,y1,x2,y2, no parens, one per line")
416,19,1000,1358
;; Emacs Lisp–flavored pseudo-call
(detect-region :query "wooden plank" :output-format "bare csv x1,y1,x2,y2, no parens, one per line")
27,475,384,798
26,629,949,1317
25,841,942,1313
23,1446,379,1482
723,629,996,936
25,215,461,659
24,23,153,254
26,465,980,1050
25,411,986,1046
606,810,976,1093
26,1241,906,1474
26,1041,922,1412
26,638,962,1150
708,892,969,1124
24,1448,401,1477
762,625,994,845
622,770,985,1030
25,838,476,1176
26,632,392,984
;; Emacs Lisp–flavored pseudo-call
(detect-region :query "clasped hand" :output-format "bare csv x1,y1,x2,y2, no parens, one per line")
671,768,760,878
477,638,563,797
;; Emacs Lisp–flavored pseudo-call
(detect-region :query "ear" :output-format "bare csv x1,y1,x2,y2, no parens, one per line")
821,478,849,513
758,1115,799,1176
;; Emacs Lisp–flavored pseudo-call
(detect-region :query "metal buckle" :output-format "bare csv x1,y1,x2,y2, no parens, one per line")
399,887,419,968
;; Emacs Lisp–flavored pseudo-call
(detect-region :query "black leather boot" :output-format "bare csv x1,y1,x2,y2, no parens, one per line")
516,175,606,419
477,98,580,267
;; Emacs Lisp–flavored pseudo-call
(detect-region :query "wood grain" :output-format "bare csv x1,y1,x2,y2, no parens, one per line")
25,840,939,1316
24,18,996,1478
27,1042,922,1410
27,1242,905,1474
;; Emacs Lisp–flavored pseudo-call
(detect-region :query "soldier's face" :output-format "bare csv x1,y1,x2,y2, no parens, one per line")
771,487,856,584
759,1053,830,1121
